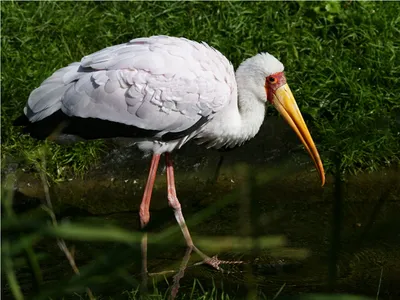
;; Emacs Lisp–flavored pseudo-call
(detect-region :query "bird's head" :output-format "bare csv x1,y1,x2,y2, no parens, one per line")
237,53,325,186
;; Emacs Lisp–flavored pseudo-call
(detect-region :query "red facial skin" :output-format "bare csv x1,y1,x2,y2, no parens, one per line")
265,72,287,104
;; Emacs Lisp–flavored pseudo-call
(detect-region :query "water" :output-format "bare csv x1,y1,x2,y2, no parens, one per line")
9,117,400,299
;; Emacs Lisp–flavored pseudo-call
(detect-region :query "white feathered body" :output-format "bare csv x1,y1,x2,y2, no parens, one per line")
23,36,283,153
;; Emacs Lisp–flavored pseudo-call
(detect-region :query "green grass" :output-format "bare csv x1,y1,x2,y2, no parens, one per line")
2,1,400,178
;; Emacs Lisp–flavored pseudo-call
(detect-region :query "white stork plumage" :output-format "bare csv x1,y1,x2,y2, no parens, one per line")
16,35,325,269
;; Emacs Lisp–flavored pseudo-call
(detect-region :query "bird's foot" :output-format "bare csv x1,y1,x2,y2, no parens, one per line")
191,246,244,272
146,246,244,300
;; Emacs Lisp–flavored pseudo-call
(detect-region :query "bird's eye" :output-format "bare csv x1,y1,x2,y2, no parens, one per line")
268,76,277,84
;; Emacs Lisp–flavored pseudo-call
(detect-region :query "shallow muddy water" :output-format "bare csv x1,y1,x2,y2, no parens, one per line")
8,117,400,299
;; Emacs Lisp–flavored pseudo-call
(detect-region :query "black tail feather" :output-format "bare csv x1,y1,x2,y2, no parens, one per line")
13,110,160,141
13,114,30,126
14,110,208,142
13,110,69,140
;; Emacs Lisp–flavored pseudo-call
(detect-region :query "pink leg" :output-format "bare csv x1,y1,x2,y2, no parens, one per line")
165,153,194,247
165,153,226,270
139,154,161,228
140,154,160,287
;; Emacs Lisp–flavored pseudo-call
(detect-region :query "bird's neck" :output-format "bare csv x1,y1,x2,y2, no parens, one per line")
196,62,266,149
232,59,269,146
197,78,265,149
235,80,266,142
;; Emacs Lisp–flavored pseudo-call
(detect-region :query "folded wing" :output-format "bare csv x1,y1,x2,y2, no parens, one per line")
24,36,236,141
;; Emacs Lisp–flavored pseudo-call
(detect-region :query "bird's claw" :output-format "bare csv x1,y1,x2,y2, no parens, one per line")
195,254,245,273
203,255,223,271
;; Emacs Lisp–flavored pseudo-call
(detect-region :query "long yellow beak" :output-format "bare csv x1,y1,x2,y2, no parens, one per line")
272,84,325,186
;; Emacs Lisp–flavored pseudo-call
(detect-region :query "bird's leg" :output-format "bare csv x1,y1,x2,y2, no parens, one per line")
213,154,225,182
139,154,161,228
165,153,225,270
171,247,192,299
139,154,160,291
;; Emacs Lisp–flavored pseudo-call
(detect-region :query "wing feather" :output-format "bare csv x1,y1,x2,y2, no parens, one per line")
24,36,237,138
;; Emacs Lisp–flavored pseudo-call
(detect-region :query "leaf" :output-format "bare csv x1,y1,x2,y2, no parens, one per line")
45,223,143,244
325,2,341,14
195,236,287,252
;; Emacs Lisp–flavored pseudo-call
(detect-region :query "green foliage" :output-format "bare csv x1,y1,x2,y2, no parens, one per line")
2,167,376,299
0,168,279,298
2,1,400,177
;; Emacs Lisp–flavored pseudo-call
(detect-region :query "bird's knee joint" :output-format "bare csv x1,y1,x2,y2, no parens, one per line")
139,209,150,228
168,196,181,211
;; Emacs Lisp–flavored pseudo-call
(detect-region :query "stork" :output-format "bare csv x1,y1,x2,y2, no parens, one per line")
15,35,325,270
